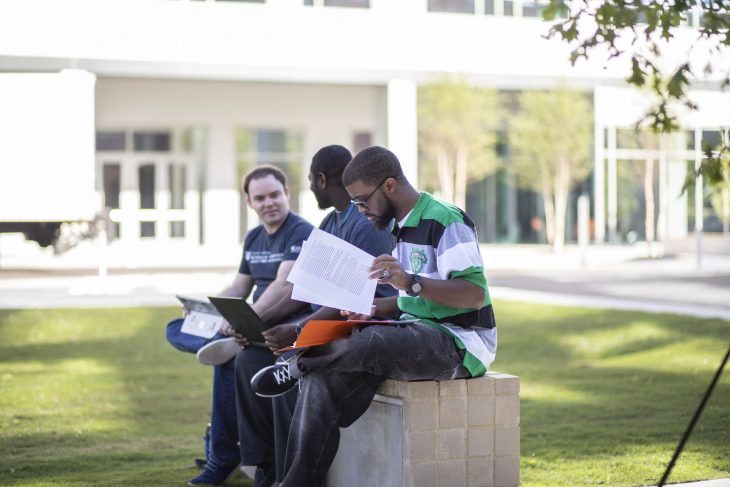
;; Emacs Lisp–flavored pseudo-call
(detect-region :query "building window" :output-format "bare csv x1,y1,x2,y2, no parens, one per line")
133,131,171,152
170,221,186,238
139,164,156,209
103,164,121,209
428,0,474,13
616,128,642,150
503,0,514,15
352,132,372,154
701,130,723,152
522,0,550,18
102,163,121,240
169,164,186,210
236,128,304,239
140,221,156,238
485,0,494,15
324,0,369,6
97,131,126,152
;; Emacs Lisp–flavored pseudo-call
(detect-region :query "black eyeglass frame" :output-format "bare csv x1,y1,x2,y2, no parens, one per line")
350,176,390,210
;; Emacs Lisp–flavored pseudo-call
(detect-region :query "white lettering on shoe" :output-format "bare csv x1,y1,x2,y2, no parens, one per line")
273,367,291,385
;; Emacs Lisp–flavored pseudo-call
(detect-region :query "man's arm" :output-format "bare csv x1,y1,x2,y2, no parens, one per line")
261,304,340,352
339,296,399,321
263,296,400,352
251,260,308,325
220,273,255,299
216,273,255,339
369,254,485,310
372,296,399,317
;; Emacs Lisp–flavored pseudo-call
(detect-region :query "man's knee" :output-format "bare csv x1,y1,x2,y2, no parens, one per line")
234,347,275,379
165,318,186,350
348,324,396,353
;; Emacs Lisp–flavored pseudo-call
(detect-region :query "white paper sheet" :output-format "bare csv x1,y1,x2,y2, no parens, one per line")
288,228,377,315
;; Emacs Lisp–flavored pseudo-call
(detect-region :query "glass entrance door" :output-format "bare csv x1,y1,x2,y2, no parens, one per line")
96,129,200,244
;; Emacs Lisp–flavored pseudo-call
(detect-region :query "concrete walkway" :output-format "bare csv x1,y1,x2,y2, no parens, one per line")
664,480,730,487
2,241,728,320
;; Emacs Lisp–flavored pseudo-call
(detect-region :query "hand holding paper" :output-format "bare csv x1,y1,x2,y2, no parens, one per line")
287,229,378,315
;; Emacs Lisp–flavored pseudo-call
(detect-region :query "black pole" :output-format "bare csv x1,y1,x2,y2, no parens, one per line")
657,342,730,486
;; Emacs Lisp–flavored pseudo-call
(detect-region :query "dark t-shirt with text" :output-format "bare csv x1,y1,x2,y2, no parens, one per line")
238,211,314,303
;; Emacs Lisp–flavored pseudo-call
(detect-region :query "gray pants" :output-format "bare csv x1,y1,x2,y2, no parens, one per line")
281,322,470,487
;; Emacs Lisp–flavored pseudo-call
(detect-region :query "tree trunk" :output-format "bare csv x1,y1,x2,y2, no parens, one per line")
454,146,469,210
436,148,455,203
541,176,555,246
723,185,730,234
552,157,570,253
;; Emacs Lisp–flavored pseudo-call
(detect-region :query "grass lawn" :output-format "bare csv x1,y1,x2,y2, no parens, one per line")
0,304,728,486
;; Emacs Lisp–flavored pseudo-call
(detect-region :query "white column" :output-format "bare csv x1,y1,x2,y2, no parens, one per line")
386,79,418,187
494,0,504,16
475,0,486,15
657,148,668,244
594,124,606,243
694,127,703,269
607,126,618,243
666,155,688,240
156,159,170,243
203,122,239,246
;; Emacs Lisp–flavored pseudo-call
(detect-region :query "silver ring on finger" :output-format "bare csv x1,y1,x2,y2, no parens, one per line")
382,269,391,279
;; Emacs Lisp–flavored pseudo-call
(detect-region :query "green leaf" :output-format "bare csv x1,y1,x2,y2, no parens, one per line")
627,57,646,87
667,64,691,99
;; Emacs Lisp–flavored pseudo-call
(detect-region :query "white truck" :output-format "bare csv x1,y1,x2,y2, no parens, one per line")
0,70,98,248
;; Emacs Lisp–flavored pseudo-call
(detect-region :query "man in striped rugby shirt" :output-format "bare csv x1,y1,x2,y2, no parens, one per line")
278,146,497,487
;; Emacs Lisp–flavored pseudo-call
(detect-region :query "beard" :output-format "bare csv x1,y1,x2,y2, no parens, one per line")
314,192,328,210
371,195,397,230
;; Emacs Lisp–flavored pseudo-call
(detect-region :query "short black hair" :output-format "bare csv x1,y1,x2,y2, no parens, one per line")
242,165,287,195
342,146,404,187
310,145,352,185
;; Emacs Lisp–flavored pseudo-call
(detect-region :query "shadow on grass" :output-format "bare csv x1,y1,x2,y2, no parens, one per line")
1,304,728,486
493,301,730,485
0,307,253,486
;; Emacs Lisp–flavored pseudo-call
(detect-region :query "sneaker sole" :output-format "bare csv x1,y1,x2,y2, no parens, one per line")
196,338,240,366
250,366,298,398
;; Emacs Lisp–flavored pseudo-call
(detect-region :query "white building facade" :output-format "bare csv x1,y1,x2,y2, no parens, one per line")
1,0,728,259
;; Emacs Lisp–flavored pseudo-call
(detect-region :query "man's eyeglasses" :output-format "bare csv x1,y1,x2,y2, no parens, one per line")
350,177,390,210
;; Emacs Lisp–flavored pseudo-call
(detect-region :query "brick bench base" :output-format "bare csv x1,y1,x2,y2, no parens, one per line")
327,372,520,487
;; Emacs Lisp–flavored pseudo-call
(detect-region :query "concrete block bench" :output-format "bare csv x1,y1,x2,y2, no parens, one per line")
327,372,520,487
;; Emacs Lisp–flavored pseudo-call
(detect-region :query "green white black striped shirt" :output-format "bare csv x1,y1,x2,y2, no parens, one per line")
394,192,496,376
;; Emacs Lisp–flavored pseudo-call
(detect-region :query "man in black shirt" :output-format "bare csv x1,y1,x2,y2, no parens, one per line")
167,165,313,486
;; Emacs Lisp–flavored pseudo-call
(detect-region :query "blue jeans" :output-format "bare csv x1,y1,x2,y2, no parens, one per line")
166,319,240,468
166,317,226,353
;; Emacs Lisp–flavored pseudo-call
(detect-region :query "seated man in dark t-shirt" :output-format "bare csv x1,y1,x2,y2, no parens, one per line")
167,165,314,486
232,145,397,487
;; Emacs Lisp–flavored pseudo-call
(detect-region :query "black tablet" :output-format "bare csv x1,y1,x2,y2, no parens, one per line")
208,296,268,349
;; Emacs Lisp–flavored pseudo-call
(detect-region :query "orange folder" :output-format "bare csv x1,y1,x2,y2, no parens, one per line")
277,319,407,352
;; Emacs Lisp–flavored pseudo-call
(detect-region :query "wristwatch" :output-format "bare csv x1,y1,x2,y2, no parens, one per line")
406,274,423,297
294,321,305,336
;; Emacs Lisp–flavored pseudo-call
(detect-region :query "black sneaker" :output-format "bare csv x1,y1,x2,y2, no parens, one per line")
253,463,277,487
251,363,299,398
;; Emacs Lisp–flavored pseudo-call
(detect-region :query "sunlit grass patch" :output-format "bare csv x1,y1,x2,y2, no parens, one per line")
1,304,728,486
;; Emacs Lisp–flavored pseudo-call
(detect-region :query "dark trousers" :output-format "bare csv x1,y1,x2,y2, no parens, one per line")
281,322,470,487
234,347,298,482
166,319,240,467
